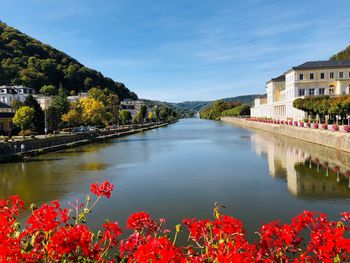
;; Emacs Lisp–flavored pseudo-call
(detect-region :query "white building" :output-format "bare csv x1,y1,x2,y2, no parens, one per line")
0,85,36,105
67,92,88,103
251,60,350,120
121,99,146,117
33,95,53,110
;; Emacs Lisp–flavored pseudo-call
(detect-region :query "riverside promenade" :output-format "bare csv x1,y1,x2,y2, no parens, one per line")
221,117,350,153
0,121,175,163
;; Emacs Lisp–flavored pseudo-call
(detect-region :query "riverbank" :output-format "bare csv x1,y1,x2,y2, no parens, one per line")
221,117,350,153
0,121,176,163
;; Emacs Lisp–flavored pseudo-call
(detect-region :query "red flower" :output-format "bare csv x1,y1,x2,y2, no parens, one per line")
127,211,158,233
101,221,122,246
90,180,114,198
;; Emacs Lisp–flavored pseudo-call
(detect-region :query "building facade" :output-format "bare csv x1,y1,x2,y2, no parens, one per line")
33,95,53,110
0,85,36,106
120,100,146,117
251,60,350,120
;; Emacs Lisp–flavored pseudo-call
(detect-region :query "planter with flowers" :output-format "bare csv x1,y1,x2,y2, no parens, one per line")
344,125,350,132
332,124,339,131
321,123,328,129
313,123,319,129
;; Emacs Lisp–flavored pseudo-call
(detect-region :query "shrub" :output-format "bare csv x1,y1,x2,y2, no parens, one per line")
332,124,339,131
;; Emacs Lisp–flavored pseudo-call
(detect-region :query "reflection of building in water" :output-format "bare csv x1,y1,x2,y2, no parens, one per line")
252,132,350,198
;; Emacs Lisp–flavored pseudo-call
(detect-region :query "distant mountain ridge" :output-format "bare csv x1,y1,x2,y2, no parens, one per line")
143,94,260,114
0,21,137,99
171,94,260,112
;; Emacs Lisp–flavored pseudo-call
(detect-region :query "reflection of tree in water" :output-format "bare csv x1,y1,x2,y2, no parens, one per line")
294,159,350,199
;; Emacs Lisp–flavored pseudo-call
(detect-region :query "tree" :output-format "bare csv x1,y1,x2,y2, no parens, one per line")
106,93,120,125
88,87,107,104
119,110,131,125
24,95,45,133
147,111,155,122
159,107,169,121
62,109,82,128
46,106,60,132
154,107,160,122
39,85,57,96
51,88,70,127
12,106,35,138
140,105,147,124
11,99,24,110
79,97,106,125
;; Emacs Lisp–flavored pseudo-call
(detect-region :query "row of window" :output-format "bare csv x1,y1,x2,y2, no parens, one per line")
0,96,22,102
0,88,34,94
299,71,350,80
298,88,334,96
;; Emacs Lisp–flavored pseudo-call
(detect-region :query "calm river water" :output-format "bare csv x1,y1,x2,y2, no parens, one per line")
1,118,350,235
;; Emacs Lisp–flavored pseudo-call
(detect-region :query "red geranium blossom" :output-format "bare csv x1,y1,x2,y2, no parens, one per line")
90,180,114,198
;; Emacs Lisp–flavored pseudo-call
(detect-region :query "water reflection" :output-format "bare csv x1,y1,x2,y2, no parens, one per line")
252,132,350,198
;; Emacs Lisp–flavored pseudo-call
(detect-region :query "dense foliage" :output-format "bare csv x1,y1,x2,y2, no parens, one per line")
331,44,350,60
200,100,243,120
293,95,350,123
221,104,250,117
1,180,350,262
0,21,137,100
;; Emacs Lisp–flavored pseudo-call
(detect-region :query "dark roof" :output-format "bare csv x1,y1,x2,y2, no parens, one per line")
271,74,285,82
293,60,350,70
0,102,12,109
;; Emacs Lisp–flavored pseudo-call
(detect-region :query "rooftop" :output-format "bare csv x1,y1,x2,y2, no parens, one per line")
271,74,286,82
292,60,350,70
0,102,12,109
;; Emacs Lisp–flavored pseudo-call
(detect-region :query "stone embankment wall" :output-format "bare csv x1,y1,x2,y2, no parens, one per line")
221,117,350,153
0,122,173,162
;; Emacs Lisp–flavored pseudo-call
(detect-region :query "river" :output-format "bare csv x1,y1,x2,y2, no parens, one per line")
1,118,350,236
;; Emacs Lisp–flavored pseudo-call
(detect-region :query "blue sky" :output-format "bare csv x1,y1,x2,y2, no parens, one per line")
1,0,350,102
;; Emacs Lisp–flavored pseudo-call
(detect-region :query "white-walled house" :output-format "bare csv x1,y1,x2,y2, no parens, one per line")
0,85,36,105
251,60,350,120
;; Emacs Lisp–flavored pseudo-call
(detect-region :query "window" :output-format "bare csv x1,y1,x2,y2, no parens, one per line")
299,74,304,80
299,89,305,96
330,72,334,78
320,73,325,79
308,89,315,96
319,88,325,95
310,73,314,80
340,72,344,78
329,87,335,95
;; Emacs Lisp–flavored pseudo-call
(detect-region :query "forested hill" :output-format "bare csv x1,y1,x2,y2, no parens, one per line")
331,45,350,60
0,21,137,99
170,94,260,112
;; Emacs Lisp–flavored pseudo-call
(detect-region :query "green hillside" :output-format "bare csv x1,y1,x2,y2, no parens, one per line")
171,94,259,113
331,45,350,60
0,21,137,99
